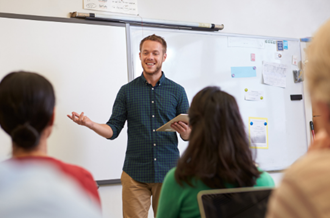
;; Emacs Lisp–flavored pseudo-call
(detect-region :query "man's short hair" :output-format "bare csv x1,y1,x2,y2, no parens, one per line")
139,34,167,53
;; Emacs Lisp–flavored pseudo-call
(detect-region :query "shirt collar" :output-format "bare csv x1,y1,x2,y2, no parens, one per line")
140,72,166,86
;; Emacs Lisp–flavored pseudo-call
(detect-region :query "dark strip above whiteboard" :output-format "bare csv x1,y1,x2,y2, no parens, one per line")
0,12,126,27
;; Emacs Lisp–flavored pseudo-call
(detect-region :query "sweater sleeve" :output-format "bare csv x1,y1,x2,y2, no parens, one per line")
255,169,275,187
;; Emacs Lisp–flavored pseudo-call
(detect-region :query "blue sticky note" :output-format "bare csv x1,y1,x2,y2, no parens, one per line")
283,40,288,50
231,66,256,78
277,41,284,51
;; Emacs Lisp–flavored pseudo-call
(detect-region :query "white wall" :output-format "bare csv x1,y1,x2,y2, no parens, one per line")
1,0,330,217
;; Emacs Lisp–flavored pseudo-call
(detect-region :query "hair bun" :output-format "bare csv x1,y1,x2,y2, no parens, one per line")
11,123,40,149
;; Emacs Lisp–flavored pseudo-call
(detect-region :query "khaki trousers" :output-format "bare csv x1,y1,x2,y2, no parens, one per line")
121,171,162,218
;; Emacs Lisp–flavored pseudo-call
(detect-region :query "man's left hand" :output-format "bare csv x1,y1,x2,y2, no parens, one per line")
171,121,191,141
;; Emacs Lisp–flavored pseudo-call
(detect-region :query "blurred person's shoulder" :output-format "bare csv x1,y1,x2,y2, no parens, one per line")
285,150,330,178
266,151,330,218
282,150,330,192
12,156,94,178
0,161,102,218
44,157,93,177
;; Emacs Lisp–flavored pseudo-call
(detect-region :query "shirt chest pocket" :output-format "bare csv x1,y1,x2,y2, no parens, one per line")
128,95,151,119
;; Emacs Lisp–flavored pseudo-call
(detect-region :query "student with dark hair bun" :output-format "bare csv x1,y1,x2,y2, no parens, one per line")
156,86,274,218
0,71,101,207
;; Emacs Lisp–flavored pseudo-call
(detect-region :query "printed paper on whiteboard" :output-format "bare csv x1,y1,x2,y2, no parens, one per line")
262,61,288,88
84,0,138,15
249,117,269,149
292,55,298,65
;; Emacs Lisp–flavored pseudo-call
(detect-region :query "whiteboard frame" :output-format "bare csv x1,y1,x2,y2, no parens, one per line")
0,13,312,184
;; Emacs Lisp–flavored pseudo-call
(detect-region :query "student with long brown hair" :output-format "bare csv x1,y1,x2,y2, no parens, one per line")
156,86,274,218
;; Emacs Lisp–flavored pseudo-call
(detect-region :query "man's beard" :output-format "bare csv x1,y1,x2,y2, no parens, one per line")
142,63,162,75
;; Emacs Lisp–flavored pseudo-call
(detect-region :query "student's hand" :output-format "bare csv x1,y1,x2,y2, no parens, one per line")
308,129,330,153
67,112,93,129
171,121,191,141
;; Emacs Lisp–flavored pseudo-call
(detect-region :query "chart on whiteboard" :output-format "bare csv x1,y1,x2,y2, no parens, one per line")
84,0,138,15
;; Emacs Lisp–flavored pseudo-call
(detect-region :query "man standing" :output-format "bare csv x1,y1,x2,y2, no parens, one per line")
68,34,190,218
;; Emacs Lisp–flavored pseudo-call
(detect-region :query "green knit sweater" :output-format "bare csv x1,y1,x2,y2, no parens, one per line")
156,167,275,218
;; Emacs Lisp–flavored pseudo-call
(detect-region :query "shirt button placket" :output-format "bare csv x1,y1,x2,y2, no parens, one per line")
151,87,157,166
151,87,155,133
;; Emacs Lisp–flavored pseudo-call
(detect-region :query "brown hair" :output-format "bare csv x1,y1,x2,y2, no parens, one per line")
139,34,167,53
175,86,261,188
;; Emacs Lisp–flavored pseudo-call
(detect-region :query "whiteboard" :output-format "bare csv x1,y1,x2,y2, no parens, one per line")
130,26,308,171
0,16,128,181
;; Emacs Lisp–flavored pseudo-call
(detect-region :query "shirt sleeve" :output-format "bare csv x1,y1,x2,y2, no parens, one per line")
156,168,182,218
106,85,127,139
80,169,101,207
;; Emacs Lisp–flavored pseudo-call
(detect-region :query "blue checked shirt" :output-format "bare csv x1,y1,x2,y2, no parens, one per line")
106,72,189,183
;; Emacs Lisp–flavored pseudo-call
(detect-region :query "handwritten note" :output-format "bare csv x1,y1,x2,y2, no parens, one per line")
262,62,288,88
245,90,264,101
84,0,138,15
